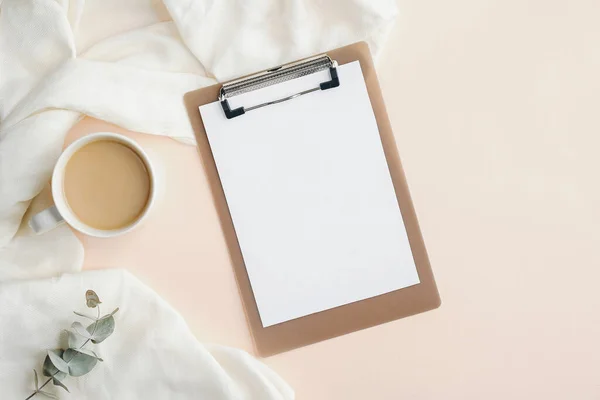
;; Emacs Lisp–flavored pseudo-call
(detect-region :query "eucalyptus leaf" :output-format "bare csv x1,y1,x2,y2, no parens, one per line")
63,348,98,377
43,352,67,381
52,371,68,382
67,329,88,348
33,369,39,389
47,349,69,374
71,321,91,338
85,290,101,308
86,316,115,344
53,378,70,393
72,347,103,361
73,311,97,321
39,390,59,399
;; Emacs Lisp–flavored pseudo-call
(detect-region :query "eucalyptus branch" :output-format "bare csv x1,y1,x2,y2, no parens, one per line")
25,378,51,400
25,291,119,399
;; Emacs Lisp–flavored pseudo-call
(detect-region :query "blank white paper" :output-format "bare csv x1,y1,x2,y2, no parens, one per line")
200,61,420,327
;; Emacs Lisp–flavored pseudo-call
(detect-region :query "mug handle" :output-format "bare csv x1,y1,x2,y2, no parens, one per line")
29,205,65,234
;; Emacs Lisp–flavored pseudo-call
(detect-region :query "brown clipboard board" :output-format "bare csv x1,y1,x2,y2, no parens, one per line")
184,41,441,357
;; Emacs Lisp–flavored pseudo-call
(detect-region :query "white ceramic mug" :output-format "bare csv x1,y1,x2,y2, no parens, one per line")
29,132,155,238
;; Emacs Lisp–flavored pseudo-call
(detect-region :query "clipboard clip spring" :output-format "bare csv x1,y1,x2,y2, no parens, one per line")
219,55,340,119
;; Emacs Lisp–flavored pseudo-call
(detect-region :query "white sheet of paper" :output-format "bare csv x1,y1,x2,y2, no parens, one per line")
200,61,420,327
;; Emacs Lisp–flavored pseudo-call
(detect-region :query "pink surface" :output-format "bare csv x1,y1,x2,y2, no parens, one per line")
66,2,600,398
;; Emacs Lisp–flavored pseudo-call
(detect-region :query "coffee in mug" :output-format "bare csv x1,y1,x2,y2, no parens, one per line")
30,132,155,237
63,140,151,230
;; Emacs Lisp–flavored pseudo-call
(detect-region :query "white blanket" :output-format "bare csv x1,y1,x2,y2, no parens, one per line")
0,269,294,399
0,0,397,398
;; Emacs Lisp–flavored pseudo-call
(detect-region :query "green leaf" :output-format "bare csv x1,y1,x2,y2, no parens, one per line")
67,329,88,348
62,348,98,377
39,390,58,399
72,347,103,362
86,316,115,344
33,369,39,389
53,378,70,393
85,290,101,308
43,351,67,381
71,322,91,338
51,371,67,382
74,311,97,321
47,350,69,374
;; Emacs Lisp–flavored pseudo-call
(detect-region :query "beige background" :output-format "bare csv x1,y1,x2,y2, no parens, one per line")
65,1,600,398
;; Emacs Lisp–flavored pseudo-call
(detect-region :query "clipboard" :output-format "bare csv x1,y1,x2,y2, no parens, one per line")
184,41,441,357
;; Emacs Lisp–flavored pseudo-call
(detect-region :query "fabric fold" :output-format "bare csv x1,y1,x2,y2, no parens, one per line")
164,0,398,81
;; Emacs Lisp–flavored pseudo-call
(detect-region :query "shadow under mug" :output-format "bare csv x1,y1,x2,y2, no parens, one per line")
29,132,156,238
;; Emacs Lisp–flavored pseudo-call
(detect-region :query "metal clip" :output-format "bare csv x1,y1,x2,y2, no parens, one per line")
219,55,340,119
